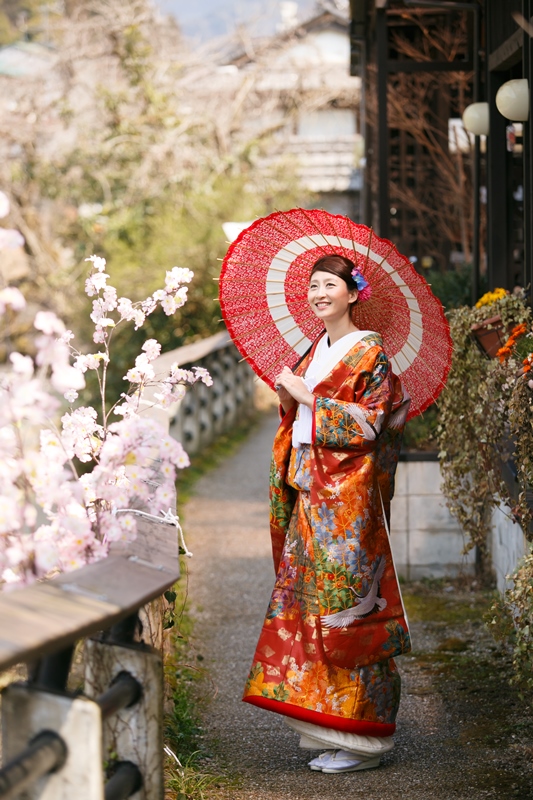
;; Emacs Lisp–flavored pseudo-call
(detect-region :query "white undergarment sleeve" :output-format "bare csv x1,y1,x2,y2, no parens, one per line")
284,717,394,757
292,330,378,448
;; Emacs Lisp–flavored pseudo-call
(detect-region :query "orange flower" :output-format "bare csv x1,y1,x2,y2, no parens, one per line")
496,346,511,363
498,323,529,361
512,323,527,337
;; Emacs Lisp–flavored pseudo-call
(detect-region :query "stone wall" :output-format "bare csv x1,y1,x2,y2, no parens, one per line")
389,456,528,587
390,456,476,581
152,330,256,456
490,503,528,592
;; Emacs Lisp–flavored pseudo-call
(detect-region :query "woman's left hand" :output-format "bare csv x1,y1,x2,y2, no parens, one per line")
275,367,315,408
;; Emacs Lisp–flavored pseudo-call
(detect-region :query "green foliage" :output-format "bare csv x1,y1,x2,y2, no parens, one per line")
425,263,487,312
165,755,233,800
0,12,18,45
437,291,533,690
0,0,42,44
402,264,488,452
489,551,533,695
402,403,439,450
508,374,533,528
437,291,531,554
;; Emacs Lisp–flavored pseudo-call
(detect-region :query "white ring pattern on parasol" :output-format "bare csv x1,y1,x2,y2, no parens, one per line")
265,234,423,374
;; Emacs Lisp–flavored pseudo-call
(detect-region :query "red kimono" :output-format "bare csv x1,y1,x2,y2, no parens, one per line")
243,332,410,739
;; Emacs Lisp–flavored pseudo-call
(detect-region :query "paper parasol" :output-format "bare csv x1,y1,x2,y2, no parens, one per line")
219,208,452,419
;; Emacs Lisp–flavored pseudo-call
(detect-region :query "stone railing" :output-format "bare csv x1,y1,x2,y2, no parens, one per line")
151,331,256,456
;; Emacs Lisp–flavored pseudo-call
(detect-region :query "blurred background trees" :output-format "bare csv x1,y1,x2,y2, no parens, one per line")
0,0,311,370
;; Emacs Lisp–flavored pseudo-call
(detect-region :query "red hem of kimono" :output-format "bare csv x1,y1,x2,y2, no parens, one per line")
243,696,396,736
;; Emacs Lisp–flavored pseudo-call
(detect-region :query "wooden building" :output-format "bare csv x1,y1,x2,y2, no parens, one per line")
222,8,363,218
351,0,533,296
485,0,533,292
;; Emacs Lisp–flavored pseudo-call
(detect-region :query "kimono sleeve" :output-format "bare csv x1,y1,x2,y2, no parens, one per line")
313,349,393,450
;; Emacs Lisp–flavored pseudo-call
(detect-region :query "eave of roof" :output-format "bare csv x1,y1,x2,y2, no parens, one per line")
224,10,350,68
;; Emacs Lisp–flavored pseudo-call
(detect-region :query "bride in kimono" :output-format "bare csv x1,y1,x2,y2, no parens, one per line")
242,254,411,774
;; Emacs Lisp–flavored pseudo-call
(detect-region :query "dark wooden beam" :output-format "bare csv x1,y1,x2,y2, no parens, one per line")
486,69,512,290
488,27,523,72
377,7,390,239
387,59,473,73
523,3,533,293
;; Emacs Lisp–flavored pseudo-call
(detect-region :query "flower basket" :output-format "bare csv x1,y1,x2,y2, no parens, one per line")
470,314,510,358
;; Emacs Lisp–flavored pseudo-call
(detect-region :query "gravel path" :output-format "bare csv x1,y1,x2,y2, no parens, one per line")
183,413,532,800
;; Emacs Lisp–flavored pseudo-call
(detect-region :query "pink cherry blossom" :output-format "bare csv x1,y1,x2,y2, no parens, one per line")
93,328,107,343
40,430,69,465
85,255,107,272
61,406,102,462
51,363,86,394
133,309,145,329
34,311,66,336
0,191,9,218
117,297,135,320
142,339,161,361
169,364,194,383
161,295,177,315
0,229,25,250
174,287,188,308
193,366,213,386
0,254,208,588
165,267,194,292
85,271,109,296
0,287,26,314
9,353,34,378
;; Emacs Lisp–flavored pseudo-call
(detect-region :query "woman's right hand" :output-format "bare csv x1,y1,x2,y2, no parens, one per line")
276,384,296,414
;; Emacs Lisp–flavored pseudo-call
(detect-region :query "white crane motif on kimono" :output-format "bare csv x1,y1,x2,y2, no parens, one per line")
320,556,387,629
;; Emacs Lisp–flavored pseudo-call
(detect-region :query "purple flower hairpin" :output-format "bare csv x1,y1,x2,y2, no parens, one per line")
351,267,372,303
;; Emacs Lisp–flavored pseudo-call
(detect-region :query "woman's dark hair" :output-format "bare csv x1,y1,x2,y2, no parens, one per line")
309,255,358,290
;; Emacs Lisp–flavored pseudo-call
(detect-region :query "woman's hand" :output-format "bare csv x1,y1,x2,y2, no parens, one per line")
276,384,296,414
275,367,315,409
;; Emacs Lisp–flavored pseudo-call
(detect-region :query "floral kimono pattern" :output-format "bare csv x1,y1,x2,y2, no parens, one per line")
243,333,410,737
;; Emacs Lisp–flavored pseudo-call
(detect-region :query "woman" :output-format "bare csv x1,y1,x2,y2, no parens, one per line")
242,254,411,774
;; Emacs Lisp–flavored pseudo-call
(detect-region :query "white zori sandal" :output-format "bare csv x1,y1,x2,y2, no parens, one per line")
310,749,381,773
308,750,336,771
284,717,392,773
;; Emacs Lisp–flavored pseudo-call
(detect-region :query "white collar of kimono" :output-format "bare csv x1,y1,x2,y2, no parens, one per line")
292,329,377,447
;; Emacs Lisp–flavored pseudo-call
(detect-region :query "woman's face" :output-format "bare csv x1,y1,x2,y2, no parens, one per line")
308,270,358,323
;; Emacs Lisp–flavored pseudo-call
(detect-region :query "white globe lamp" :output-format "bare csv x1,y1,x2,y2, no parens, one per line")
462,102,490,136
495,79,529,122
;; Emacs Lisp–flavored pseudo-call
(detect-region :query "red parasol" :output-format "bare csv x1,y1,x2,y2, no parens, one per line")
219,208,452,420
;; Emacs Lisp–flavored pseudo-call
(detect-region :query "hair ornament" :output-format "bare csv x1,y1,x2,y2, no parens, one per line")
351,267,372,303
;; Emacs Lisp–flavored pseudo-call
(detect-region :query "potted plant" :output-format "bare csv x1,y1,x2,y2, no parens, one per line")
470,288,513,358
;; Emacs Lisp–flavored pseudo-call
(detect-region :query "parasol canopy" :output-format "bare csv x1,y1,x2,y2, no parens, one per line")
219,208,452,420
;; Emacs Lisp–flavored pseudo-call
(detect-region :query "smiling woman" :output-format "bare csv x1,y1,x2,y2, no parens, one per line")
307,265,358,337
243,253,412,774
